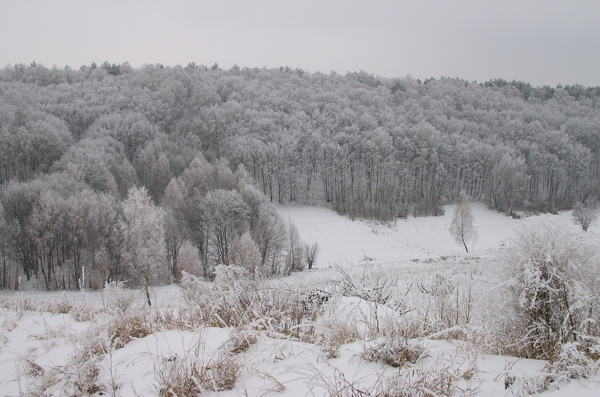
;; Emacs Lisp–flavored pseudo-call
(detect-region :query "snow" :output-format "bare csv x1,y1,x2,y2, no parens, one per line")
277,203,580,266
99,328,232,396
0,204,598,396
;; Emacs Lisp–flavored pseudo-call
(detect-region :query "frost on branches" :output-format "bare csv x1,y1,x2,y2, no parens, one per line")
499,225,600,360
120,186,167,305
449,193,477,252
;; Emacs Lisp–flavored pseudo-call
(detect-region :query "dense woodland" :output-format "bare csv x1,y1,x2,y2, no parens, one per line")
1,61,599,291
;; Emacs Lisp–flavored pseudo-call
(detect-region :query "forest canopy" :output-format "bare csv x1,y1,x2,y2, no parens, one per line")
1,61,599,290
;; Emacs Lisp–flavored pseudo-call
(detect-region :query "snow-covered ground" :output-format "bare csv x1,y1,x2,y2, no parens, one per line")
1,204,598,396
277,203,581,266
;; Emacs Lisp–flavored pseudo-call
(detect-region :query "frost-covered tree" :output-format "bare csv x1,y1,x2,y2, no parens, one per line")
201,189,249,277
162,177,187,281
304,242,320,270
229,231,261,276
120,186,166,305
285,217,305,275
572,202,597,232
0,203,19,290
449,193,477,252
251,203,287,276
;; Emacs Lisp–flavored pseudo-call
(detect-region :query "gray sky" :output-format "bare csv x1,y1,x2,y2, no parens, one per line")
1,0,599,86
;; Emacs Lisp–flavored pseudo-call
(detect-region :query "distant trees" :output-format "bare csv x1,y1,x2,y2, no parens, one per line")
0,104,72,185
449,193,477,252
0,203,19,289
0,173,120,290
285,218,305,275
161,156,306,281
489,153,528,215
2,62,600,220
1,61,600,289
162,178,187,281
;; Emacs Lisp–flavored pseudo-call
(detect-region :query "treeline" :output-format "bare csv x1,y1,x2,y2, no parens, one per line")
0,61,599,289
0,156,307,291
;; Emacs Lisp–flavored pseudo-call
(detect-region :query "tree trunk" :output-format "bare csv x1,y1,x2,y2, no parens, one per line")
144,276,152,306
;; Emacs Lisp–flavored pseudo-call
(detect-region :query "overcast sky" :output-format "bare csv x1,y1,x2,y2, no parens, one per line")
1,0,599,87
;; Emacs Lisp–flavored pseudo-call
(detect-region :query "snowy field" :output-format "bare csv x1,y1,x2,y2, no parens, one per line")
1,205,599,396
277,203,582,266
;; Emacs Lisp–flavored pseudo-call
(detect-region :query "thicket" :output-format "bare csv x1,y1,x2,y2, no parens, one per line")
0,156,307,291
1,61,600,289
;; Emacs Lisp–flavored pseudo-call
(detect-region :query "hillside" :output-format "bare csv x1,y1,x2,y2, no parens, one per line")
1,205,598,396
2,63,600,292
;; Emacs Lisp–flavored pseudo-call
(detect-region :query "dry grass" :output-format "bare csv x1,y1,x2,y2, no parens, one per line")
307,366,379,397
316,319,362,359
361,338,426,368
306,348,479,397
26,357,105,396
0,296,13,309
107,308,153,348
23,336,107,396
69,301,99,322
501,366,556,397
375,355,480,397
28,323,76,344
222,329,259,354
15,292,38,314
180,270,326,342
7,251,598,396
42,294,74,315
155,344,241,396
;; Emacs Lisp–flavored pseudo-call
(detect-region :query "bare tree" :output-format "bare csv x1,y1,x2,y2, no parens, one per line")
285,217,305,275
162,178,187,281
304,242,320,270
449,193,477,253
572,202,598,232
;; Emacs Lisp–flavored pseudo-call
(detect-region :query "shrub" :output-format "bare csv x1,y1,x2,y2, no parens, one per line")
102,280,138,314
499,225,600,359
546,341,600,380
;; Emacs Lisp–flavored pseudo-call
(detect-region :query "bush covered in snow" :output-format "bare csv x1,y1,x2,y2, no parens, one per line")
494,225,600,360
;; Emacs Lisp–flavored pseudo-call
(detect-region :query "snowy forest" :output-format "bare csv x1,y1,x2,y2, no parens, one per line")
1,61,600,292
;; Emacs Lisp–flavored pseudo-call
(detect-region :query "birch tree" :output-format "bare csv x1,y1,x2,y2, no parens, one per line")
120,186,166,305
449,193,477,252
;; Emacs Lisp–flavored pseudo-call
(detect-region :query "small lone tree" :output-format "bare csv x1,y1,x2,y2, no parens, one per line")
449,193,477,252
120,186,167,306
572,202,597,232
304,242,321,270
285,217,305,274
